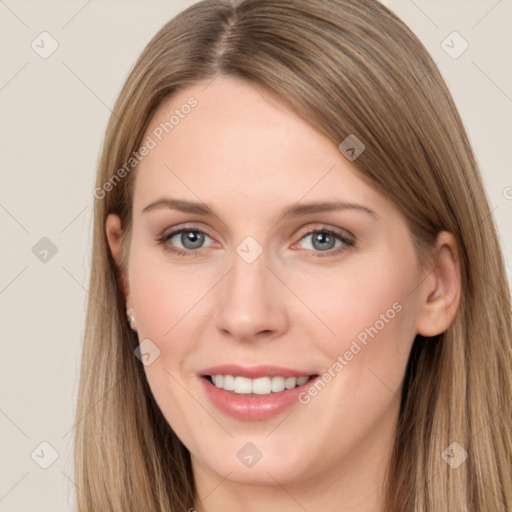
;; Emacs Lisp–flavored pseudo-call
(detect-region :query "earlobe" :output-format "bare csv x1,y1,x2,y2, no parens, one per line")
105,213,130,302
416,231,461,337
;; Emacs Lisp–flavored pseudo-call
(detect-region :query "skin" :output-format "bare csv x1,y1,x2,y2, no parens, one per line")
106,75,461,512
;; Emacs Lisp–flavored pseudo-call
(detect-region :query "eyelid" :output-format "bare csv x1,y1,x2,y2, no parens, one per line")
294,223,355,242
158,223,216,241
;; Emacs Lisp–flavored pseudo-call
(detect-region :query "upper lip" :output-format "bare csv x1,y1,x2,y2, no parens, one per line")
199,364,317,379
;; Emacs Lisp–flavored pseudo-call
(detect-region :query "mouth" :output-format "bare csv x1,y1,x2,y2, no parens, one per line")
203,374,317,395
198,364,320,421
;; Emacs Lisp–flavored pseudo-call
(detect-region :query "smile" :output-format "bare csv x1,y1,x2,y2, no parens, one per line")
199,365,320,421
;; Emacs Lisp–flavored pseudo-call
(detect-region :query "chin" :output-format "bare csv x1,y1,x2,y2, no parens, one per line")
193,440,314,486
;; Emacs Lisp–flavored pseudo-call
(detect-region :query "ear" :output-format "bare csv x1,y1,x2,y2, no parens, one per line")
415,231,461,337
105,213,130,304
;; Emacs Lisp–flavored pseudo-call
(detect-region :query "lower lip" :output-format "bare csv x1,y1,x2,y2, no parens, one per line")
200,376,319,421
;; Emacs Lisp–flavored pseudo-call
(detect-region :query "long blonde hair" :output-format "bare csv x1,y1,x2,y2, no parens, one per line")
75,0,512,510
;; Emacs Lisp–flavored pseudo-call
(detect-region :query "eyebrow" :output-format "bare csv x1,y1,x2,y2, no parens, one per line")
142,198,378,220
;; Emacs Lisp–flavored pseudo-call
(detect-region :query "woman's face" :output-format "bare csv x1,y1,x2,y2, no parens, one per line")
115,76,428,491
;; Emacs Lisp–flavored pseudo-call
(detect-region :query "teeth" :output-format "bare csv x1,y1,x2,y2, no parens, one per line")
223,374,235,390
284,377,296,389
234,376,252,394
252,377,272,395
271,376,285,392
297,376,309,386
209,375,312,395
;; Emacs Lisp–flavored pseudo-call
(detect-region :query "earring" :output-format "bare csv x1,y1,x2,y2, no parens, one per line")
127,308,137,330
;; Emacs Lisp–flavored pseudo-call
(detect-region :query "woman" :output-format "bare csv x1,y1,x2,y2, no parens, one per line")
75,0,512,510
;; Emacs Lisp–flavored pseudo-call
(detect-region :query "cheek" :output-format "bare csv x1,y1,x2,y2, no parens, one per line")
128,242,205,342
315,253,419,403
127,248,206,436
130,268,182,338
332,270,411,350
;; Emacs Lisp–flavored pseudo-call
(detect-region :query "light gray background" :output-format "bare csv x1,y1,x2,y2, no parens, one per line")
1,1,511,510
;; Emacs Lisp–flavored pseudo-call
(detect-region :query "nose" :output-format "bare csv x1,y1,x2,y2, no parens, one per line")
214,246,289,343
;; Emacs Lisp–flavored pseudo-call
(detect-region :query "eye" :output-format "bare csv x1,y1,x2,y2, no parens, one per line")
157,226,355,258
295,228,354,258
157,227,215,257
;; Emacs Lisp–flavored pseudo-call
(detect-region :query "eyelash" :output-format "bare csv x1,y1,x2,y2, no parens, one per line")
156,226,355,259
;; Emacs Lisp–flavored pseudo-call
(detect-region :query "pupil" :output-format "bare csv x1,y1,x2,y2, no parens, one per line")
314,232,334,250
183,231,203,249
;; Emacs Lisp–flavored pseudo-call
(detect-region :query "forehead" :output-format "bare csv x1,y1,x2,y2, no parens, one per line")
132,76,388,219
